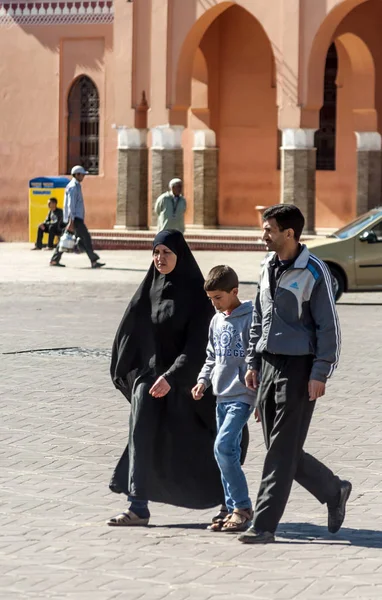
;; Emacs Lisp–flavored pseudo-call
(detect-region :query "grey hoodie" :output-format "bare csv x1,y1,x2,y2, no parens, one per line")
197,301,256,405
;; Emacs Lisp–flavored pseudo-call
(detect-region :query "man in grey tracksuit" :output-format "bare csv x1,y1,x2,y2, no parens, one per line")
239,204,351,545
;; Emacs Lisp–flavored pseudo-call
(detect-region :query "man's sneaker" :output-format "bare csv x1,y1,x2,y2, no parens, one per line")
50,261,65,268
328,480,352,534
238,528,275,544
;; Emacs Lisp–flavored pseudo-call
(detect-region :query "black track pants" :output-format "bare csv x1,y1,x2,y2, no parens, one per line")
253,353,341,534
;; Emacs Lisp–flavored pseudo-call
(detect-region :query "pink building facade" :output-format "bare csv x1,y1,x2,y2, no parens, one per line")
1,0,382,240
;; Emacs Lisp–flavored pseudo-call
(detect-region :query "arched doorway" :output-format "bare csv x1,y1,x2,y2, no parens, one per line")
315,43,338,172
179,4,278,228
306,0,380,228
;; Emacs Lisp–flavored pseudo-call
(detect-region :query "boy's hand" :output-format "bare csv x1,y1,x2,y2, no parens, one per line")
245,369,258,391
192,383,205,401
149,376,171,398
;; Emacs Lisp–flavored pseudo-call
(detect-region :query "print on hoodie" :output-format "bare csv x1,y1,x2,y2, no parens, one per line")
198,300,257,406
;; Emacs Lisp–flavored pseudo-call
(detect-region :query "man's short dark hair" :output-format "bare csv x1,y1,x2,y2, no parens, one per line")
263,204,305,240
204,265,239,293
49,197,58,205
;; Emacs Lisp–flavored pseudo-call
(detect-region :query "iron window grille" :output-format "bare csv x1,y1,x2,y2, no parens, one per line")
67,76,99,175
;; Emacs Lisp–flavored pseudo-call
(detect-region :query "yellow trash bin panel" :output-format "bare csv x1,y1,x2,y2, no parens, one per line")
29,177,70,243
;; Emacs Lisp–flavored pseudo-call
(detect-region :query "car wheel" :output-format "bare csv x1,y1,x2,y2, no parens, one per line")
328,266,344,302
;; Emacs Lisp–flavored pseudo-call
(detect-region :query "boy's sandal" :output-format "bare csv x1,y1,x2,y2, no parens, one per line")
208,514,231,532
207,508,231,532
106,510,149,527
221,508,253,533
211,507,229,523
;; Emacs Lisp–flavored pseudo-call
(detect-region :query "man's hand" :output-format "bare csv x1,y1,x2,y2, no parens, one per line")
39,224,45,231
254,407,261,422
149,376,171,398
66,220,75,234
245,369,259,391
192,383,205,401
308,379,326,401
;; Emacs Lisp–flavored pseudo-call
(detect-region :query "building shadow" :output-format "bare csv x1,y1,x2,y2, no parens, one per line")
277,522,382,548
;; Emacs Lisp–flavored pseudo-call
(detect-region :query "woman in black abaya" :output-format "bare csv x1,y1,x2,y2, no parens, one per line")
108,230,225,525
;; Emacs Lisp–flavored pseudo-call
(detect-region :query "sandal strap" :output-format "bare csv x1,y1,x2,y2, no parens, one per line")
108,510,142,525
222,508,253,529
233,508,253,519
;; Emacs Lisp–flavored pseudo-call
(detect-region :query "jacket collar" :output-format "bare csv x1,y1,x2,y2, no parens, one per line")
265,244,310,270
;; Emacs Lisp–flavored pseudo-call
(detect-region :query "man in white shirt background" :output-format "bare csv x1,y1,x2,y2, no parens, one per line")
50,165,104,269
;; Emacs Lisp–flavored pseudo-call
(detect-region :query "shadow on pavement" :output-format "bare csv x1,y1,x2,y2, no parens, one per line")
277,522,382,548
149,523,210,530
338,302,382,306
103,267,148,272
77,266,148,272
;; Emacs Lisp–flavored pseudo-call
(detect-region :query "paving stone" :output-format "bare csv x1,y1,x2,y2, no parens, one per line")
1,246,382,599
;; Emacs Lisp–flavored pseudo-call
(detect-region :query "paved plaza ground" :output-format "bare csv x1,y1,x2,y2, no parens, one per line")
1,243,382,600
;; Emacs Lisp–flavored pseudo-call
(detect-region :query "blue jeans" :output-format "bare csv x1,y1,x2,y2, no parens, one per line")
214,401,254,513
128,496,149,516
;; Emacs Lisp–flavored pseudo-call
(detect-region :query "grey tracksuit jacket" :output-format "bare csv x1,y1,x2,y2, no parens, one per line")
246,245,341,383
198,301,257,406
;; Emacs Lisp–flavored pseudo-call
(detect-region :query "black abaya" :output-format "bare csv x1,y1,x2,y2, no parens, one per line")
110,230,223,508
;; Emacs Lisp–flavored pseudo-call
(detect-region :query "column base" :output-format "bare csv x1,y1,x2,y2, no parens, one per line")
356,150,382,215
193,148,218,227
281,148,316,233
151,148,183,227
116,148,148,229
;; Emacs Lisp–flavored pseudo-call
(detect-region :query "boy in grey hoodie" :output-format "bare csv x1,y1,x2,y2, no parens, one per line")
192,266,256,533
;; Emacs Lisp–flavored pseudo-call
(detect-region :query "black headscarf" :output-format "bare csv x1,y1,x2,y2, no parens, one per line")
111,229,214,410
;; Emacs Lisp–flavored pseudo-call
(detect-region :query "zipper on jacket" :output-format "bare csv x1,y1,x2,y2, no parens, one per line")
266,267,290,352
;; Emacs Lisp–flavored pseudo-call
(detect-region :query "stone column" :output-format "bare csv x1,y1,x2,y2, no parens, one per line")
115,127,148,229
355,132,382,215
193,130,218,228
151,126,184,227
280,128,317,234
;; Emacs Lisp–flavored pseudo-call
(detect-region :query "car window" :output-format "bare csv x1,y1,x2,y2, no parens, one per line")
371,221,382,242
333,212,381,239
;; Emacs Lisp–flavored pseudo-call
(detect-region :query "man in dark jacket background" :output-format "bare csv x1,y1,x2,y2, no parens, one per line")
32,198,63,250
239,204,351,545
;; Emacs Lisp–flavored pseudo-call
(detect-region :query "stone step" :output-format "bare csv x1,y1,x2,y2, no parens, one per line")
89,227,330,252
91,235,266,252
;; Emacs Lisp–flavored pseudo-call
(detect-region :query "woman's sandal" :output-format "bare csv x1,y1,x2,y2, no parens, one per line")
107,510,150,527
207,507,230,532
221,508,253,533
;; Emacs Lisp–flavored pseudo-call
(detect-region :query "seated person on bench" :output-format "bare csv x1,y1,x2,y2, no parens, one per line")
32,198,64,250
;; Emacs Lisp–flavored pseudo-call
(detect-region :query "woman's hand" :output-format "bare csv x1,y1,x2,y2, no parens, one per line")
191,383,206,401
149,376,171,398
